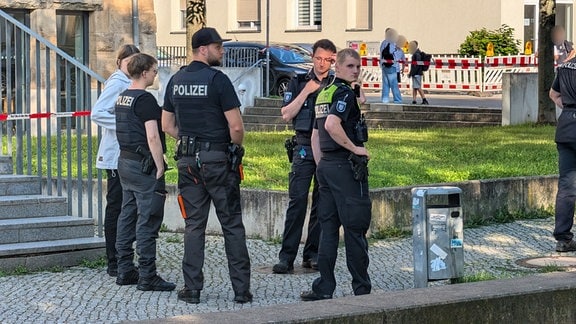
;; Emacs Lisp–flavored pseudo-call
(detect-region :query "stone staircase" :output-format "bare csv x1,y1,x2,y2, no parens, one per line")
0,156,105,272
242,98,501,131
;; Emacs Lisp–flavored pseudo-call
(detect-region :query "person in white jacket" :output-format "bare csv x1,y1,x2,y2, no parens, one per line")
91,44,140,277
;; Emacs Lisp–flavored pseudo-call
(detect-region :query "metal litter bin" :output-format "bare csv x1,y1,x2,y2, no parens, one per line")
412,186,464,288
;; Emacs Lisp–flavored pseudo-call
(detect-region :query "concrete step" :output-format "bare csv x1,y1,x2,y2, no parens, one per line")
366,111,502,123
243,106,282,116
366,119,500,129
0,175,41,196
370,103,501,114
0,216,95,244
0,156,13,175
253,97,283,108
0,195,67,219
0,237,106,272
242,114,287,125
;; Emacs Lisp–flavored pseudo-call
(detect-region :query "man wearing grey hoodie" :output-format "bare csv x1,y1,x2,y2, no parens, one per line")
91,44,140,277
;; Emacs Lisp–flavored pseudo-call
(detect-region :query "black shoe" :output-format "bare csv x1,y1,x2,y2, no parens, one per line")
116,269,139,286
107,267,118,277
422,98,429,105
302,259,319,270
272,261,294,274
556,240,576,252
234,291,253,304
178,288,201,304
137,274,176,291
300,290,332,301
411,100,417,104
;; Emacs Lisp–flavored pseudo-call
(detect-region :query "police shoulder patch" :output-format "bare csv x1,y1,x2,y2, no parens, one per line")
283,92,293,103
336,100,347,113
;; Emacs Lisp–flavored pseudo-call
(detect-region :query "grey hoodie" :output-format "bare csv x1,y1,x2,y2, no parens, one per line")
91,70,132,170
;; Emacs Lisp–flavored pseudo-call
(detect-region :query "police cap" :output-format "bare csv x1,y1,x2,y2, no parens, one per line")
192,27,231,49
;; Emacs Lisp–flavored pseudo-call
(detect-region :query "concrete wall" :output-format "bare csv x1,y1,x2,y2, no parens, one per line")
154,0,533,54
149,272,576,324
54,175,558,240
501,72,538,125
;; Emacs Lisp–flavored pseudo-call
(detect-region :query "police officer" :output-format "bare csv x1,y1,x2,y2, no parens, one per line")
114,53,175,291
162,27,252,304
301,48,372,301
273,39,337,274
550,56,576,252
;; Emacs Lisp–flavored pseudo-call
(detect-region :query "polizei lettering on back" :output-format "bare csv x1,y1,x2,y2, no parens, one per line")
173,84,209,97
116,95,134,107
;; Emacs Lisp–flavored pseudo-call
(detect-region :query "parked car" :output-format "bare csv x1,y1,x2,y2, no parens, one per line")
223,41,313,97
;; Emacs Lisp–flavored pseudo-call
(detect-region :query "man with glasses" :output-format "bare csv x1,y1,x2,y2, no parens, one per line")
273,39,337,274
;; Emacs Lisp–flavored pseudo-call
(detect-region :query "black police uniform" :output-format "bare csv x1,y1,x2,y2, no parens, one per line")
310,78,372,297
115,89,167,282
276,71,332,270
552,58,576,245
163,61,251,297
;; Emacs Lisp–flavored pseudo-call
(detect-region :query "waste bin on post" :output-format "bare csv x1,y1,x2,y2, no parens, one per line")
412,186,464,288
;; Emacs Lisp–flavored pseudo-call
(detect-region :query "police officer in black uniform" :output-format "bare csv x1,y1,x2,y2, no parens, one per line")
273,39,337,274
115,53,175,291
162,27,252,304
550,56,576,252
301,48,372,301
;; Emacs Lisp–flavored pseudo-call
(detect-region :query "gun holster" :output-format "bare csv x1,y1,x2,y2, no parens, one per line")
348,153,369,182
228,144,245,172
135,145,154,175
284,136,296,163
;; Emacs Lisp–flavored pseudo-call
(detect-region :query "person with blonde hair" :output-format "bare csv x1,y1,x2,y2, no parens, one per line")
301,48,372,301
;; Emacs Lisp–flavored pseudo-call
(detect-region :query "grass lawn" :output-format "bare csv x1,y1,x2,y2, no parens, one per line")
12,125,559,191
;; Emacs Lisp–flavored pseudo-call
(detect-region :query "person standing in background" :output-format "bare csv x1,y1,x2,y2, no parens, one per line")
553,26,576,64
408,41,429,105
380,28,402,104
91,44,140,277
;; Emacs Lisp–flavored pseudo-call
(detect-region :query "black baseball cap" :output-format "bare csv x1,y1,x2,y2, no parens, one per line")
192,27,231,49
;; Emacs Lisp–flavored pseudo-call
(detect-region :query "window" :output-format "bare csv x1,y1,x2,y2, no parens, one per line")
297,0,321,29
237,0,261,30
354,0,371,30
180,0,187,30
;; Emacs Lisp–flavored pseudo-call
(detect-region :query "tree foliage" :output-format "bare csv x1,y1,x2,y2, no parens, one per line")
458,24,521,56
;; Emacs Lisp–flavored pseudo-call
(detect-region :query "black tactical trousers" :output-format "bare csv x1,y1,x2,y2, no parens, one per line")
312,156,372,296
116,158,166,279
104,169,123,270
278,146,320,265
554,142,576,242
177,152,251,294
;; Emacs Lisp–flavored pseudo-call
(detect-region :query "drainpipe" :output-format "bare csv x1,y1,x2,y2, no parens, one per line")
132,0,140,47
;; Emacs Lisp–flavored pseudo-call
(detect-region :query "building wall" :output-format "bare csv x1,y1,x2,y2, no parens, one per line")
155,0,575,55
0,0,156,79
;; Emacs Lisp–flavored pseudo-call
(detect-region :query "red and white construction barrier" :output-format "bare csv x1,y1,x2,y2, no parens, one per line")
0,111,91,121
361,55,539,93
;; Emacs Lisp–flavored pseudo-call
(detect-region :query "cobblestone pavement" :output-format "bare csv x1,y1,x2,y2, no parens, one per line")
0,218,570,323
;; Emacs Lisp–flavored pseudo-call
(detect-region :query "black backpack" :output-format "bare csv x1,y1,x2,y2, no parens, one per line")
420,51,432,72
381,43,394,68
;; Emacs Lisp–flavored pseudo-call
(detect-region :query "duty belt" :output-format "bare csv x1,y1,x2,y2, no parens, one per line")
178,136,229,157
119,150,142,161
322,150,351,159
295,137,311,146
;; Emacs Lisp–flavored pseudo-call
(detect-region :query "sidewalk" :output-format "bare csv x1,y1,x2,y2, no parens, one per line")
0,218,564,323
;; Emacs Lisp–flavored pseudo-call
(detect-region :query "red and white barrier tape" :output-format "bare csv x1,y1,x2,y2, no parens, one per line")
0,111,91,121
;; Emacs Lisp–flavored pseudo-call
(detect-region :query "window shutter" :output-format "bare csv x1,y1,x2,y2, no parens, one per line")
237,0,259,22
356,0,369,29
313,0,321,26
298,0,311,26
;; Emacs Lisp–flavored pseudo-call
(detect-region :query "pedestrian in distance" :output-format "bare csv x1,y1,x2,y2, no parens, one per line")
550,55,576,253
553,25,576,64
162,27,252,304
91,44,140,278
274,39,338,274
408,41,429,105
301,48,372,301
395,34,408,83
114,53,175,292
380,28,402,104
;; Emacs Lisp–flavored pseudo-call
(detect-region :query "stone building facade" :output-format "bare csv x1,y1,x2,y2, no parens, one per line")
0,0,157,78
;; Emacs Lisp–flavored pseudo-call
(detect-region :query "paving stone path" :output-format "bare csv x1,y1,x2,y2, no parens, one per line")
0,218,569,323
